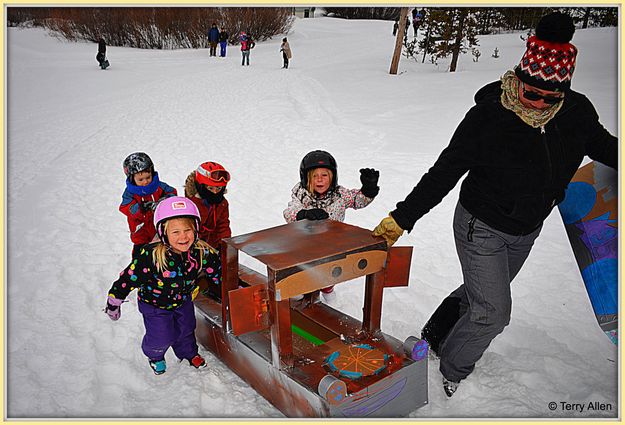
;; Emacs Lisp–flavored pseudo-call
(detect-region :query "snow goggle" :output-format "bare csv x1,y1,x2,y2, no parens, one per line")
522,83,564,105
196,166,230,183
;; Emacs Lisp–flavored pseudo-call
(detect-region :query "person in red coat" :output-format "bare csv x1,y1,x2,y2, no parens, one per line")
184,161,231,249
119,152,177,256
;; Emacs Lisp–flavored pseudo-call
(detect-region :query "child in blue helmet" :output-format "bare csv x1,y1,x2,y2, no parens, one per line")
106,196,221,375
283,150,380,300
119,152,177,256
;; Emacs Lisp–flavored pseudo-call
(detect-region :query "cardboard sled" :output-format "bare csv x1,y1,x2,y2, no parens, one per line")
194,220,428,417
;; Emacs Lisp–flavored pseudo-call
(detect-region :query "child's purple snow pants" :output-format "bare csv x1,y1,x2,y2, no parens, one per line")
138,298,199,362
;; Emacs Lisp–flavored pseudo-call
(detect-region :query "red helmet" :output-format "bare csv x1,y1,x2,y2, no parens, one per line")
195,161,230,187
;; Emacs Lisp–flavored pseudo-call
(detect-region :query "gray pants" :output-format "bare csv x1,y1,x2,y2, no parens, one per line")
439,202,541,382
241,50,250,65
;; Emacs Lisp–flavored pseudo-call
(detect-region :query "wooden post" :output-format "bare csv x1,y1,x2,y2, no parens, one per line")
389,7,409,75
362,270,385,334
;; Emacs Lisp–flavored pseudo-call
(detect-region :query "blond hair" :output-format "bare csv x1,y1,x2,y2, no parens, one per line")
307,168,333,194
152,218,214,272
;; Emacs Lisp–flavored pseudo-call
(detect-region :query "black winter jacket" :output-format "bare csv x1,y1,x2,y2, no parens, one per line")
219,31,229,43
391,81,617,236
108,243,221,310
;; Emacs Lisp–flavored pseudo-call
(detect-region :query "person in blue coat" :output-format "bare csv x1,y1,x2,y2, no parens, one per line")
208,23,220,57
218,28,229,57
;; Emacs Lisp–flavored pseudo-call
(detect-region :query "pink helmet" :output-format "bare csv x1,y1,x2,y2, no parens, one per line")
153,196,201,243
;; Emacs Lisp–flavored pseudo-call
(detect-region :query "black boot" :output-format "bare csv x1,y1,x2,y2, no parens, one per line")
421,295,462,356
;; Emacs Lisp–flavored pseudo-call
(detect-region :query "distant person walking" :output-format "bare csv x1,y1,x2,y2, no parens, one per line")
208,23,220,57
404,17,410,42
280,37,292,69
96,37,109,69
218,28,229,57
240,32,255,66
392,19,399,36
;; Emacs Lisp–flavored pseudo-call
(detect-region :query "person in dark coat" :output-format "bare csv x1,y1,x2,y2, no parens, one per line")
96,37,107,69
208,23,220,57
373,12,617,398
218,28,229,57
392,19,399,36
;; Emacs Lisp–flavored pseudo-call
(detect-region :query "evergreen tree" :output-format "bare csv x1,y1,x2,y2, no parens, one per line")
422,8,479,72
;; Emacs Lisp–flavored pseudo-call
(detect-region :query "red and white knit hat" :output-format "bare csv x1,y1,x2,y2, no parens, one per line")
515,12,577,92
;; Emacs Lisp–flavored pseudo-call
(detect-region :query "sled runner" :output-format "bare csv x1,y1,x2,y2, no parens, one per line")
193,220,428,417
558,161,618,345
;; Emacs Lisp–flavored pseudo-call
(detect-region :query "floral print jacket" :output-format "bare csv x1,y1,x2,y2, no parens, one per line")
108,243,221,310
283,183,374,223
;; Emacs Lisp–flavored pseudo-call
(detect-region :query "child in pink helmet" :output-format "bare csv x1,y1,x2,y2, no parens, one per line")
105,196,221,375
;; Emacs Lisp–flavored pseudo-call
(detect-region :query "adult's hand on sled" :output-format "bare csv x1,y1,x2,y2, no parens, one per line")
359,168,380,198
105,296,123,321
296,208,329,221
372,215,404,247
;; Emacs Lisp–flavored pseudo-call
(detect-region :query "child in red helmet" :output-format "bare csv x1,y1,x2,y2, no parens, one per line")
283,150,380,301
184,161,232,250
106,196,221,375
119,152,177,256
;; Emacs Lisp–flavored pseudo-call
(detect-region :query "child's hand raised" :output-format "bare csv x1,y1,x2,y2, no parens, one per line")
360,168,380,198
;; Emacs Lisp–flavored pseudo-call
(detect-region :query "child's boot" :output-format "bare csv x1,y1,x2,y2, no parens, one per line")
149,359,167,375
188,354,207,369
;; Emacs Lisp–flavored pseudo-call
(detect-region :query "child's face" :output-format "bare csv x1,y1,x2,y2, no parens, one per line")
311,168,332,195
133,171,153,187
205,185,223,194
166,218,195,253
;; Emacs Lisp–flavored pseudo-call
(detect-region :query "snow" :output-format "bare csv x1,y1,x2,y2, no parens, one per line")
6,16,618,419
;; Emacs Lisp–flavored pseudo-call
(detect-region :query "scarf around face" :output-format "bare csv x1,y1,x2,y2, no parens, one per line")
196,181,225,205
126,171,161,196
500,70,563,128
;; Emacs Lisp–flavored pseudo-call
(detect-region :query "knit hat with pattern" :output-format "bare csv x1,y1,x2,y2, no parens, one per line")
515,12,577,92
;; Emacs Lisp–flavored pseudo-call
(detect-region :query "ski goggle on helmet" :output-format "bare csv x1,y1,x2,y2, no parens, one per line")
153,196,201,245
123,152,153,177
195,161,230,187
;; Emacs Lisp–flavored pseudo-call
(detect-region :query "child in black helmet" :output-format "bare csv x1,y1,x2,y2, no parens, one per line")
283,150,380,300
119,152,177,256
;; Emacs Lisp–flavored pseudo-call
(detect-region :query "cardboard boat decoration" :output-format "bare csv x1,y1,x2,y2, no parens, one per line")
193,220,428,417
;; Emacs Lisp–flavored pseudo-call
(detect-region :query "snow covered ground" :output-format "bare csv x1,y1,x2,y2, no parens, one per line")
6,16,618,419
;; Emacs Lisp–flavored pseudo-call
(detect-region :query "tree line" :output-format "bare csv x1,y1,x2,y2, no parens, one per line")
323,7,617,30
392,7,616,72
7,7,294,49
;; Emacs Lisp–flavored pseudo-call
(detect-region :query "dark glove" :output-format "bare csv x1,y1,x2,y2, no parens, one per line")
296,208,329,221
105,296,123,321
360,168,380,198
141,200,156,212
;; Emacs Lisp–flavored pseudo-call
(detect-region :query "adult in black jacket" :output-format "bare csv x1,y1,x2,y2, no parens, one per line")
373,12,617,397
96,38,106,67
218,29,229,57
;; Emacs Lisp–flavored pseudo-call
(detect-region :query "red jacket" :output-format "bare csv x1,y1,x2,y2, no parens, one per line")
185,172,231,249
119,177,177,244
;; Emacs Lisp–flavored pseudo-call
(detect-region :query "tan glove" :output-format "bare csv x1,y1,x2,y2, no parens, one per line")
372,215,405,247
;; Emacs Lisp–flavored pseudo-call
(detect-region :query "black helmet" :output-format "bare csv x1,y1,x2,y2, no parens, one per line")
123,152,153,177
299,150,337,190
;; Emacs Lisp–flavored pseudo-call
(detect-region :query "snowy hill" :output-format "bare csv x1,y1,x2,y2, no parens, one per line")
6,16,618,418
